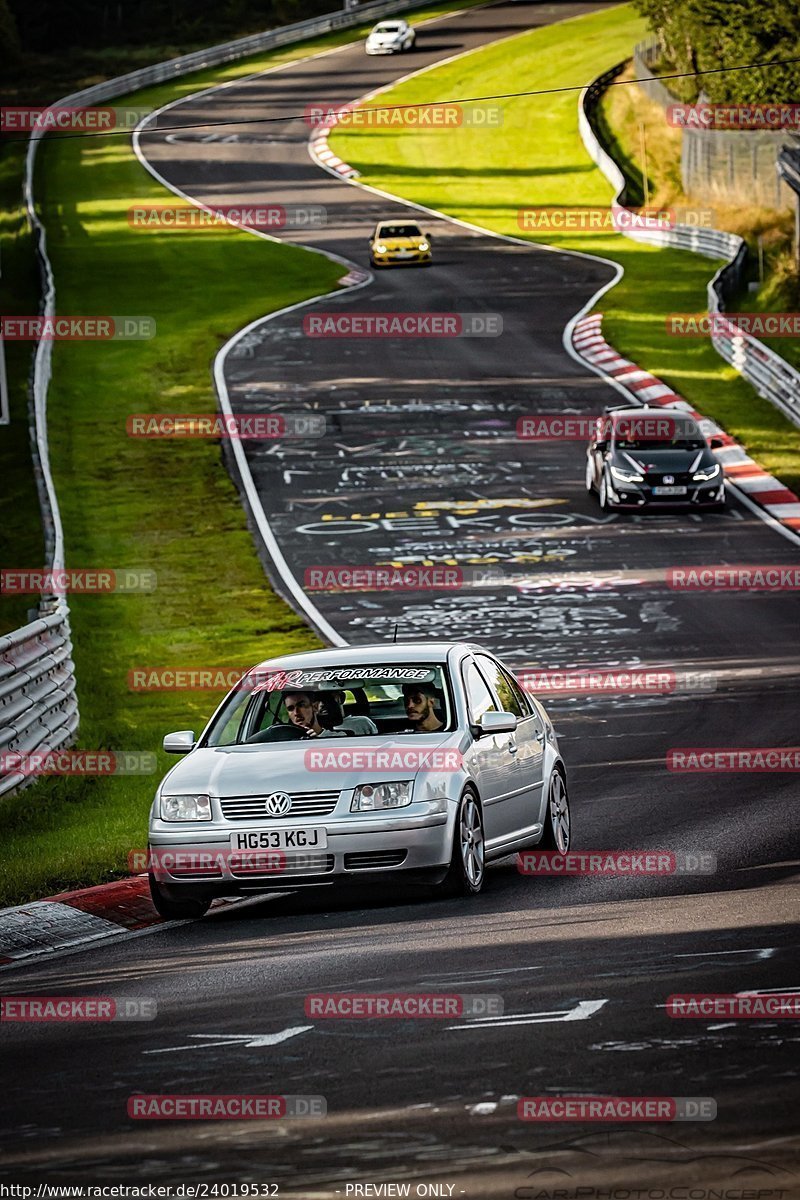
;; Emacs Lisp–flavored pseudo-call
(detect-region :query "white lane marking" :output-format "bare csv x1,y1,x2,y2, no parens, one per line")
675,948,777,959
447,998,608,1029
144,1027,312,1053
737,986,800,996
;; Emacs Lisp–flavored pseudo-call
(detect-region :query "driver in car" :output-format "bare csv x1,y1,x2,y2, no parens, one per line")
284,690,348,738
402,682,444,733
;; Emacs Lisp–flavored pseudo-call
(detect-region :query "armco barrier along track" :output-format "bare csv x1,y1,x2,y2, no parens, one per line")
0,609,78,800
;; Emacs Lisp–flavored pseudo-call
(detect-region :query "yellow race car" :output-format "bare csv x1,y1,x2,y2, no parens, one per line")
369,220,432,267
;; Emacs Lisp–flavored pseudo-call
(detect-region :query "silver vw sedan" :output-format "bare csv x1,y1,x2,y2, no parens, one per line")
147,642,571,918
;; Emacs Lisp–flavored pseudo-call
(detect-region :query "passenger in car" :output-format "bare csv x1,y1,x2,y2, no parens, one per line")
320,689,379,736
284,690,348,738
401,682,444,732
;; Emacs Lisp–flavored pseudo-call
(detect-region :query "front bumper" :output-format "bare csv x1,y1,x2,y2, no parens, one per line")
606,479,726,508
148,807,453,893
371,250,431,266
366,44,400,54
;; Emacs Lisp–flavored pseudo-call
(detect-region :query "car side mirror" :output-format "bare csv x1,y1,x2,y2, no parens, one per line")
479,711,518,735
709,436,723,449
163,730,196,754
425,232,433,241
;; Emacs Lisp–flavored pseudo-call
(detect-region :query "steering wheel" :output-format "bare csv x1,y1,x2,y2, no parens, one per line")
245,723,308,744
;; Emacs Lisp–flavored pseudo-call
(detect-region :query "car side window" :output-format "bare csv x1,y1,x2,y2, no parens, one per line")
499,666,533,717
475,655,528,718
464,660,497,724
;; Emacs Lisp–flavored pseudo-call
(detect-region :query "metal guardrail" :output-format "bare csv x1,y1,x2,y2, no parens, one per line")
4,0,440,802
580,65,800,431
0,610,79,800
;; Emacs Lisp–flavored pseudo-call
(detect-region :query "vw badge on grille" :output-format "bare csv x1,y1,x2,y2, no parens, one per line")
265,792,293,816
663,475,675,484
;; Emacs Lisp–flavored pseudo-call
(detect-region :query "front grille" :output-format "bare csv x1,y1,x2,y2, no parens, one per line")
230,853,334,878
220,790,340,821
648,474,691,486
168,865,224,879
344,850,408,870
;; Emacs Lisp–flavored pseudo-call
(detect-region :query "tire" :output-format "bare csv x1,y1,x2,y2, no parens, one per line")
433,788,485,897
585,457,595,493
538,769,571,853
149,872,211,920
599,472,611,512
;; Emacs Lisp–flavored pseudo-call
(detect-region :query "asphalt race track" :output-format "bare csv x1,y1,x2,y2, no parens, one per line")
1,1,799,1190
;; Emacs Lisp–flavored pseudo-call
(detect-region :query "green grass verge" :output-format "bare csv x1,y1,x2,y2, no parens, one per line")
331,2,800,493
0,0,493,906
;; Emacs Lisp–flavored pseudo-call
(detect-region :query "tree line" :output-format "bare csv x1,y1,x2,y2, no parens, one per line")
1,0,338,59
633,0,800,104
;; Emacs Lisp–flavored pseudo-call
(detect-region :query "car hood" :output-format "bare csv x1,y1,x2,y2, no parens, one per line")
376,236,424,249
615,448,712,474
160,734,457,796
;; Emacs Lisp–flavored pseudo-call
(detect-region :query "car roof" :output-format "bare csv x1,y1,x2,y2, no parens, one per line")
377,218,419,226
248,641,484,674
604,404,689,418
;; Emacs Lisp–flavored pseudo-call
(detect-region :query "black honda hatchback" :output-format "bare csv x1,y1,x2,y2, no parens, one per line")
585,405,726,511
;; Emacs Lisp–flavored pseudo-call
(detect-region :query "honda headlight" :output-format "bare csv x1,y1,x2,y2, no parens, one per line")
610,464,644,484
351,781,412,811
160,793,212,822
375,243,388,254
418,241,429,252
693,463,720,482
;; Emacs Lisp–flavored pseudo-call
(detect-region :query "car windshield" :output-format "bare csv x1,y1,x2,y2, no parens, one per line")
613,415,705,451
378,224,422,238
615,436,706,451
204,664,453,746
375,23,401,32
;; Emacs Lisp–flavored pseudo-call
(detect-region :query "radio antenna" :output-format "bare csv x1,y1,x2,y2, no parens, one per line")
392,622,398,643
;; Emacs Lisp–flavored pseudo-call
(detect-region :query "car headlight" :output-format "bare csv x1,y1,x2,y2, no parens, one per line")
160,793,212,822
375,243,388,254
418,241,429,252
693,463,721,482
351,781,413,811
610,464,644,484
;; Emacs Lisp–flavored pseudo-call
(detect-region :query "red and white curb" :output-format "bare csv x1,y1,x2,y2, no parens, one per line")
572,313,800,537
308,117,360,180
0,877,164,968
0,877,254,969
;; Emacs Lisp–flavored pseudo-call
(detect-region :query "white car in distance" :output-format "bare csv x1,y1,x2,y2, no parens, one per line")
366,19,416,54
